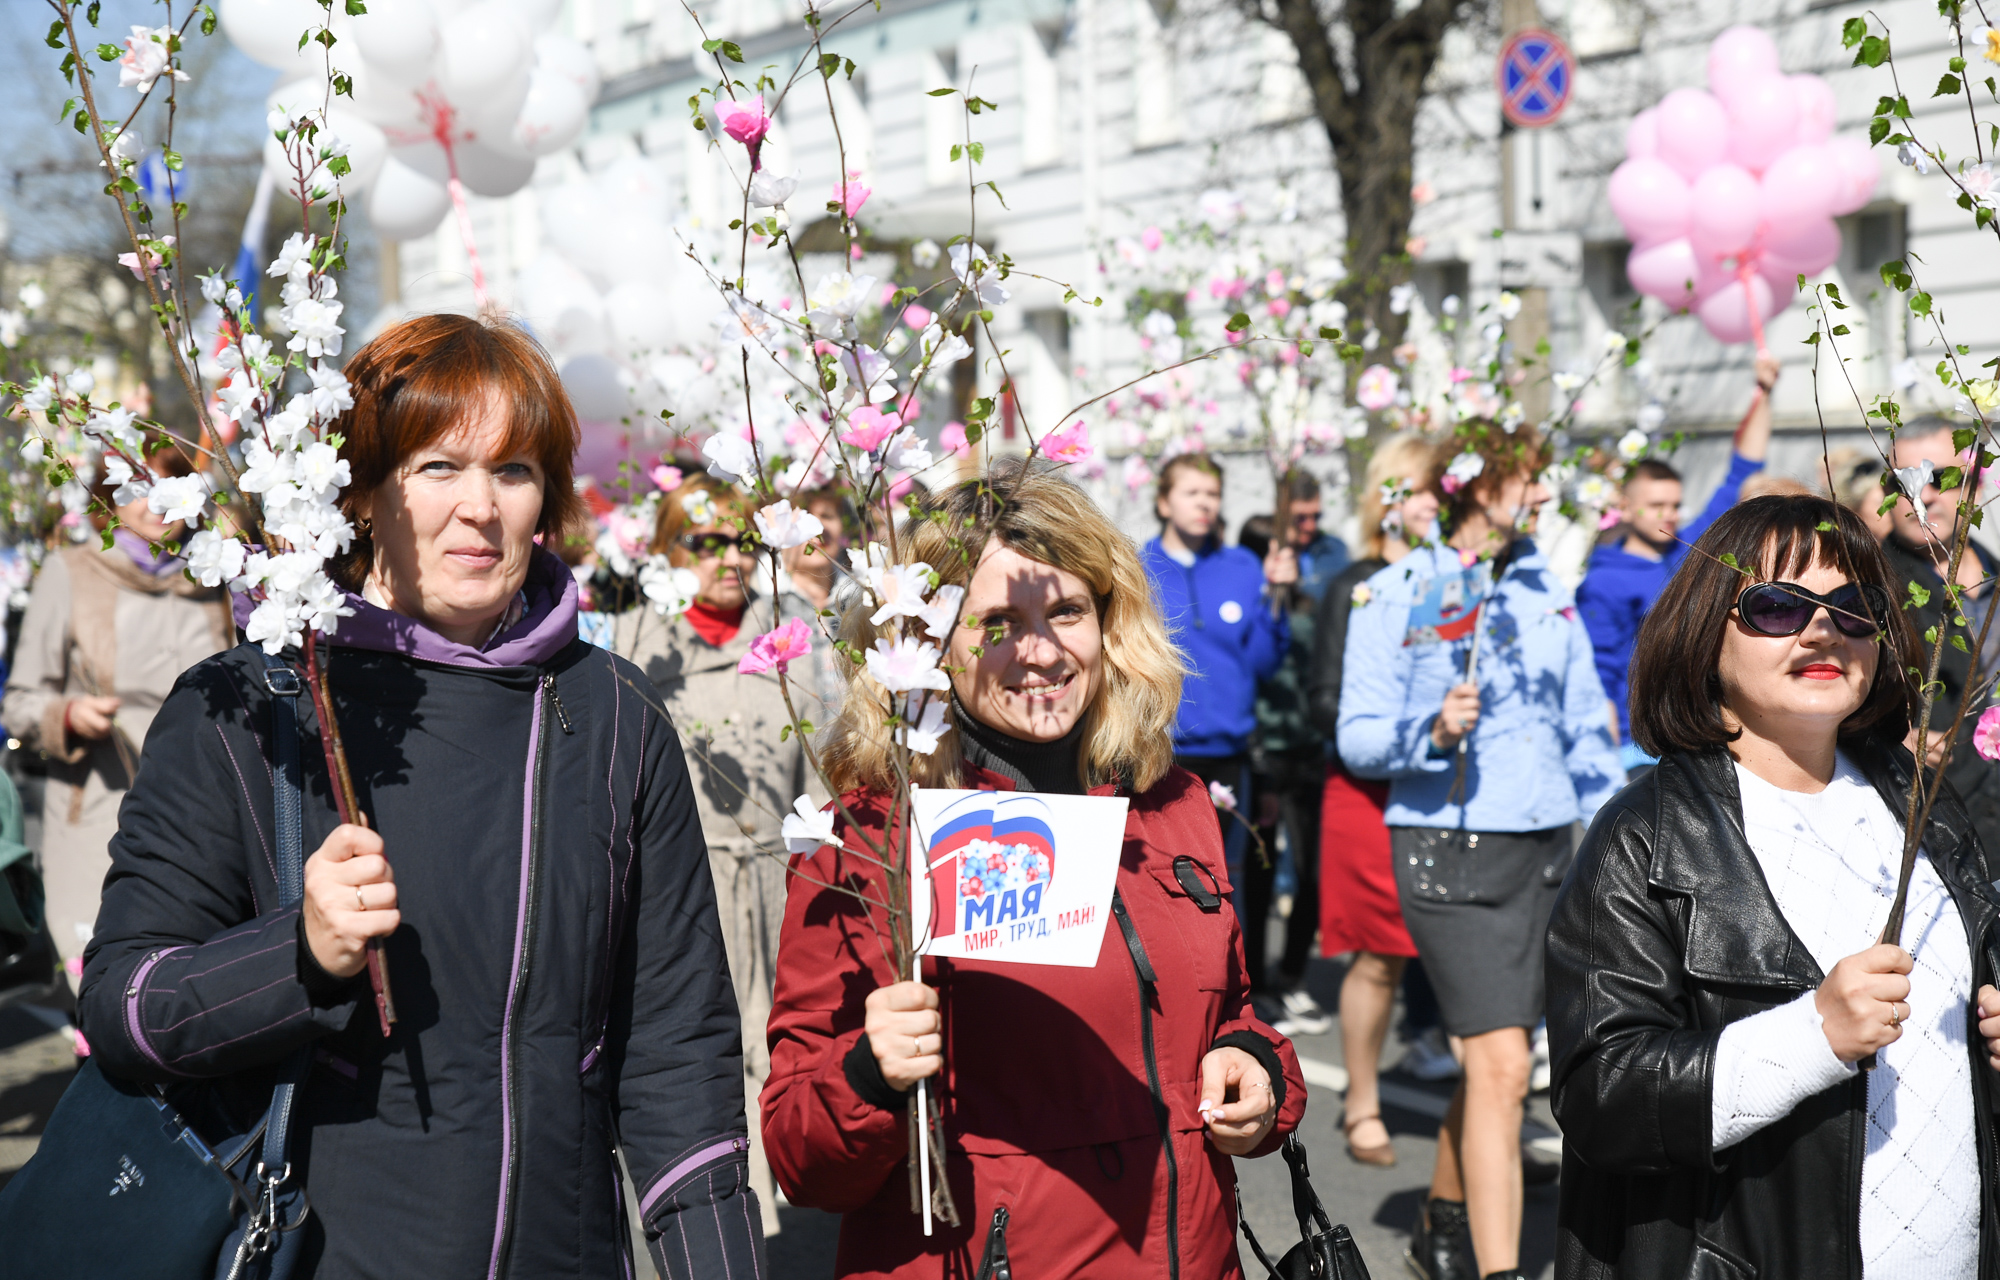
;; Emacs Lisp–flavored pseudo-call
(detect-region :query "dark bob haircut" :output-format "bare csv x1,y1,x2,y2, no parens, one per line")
1628,494,1917,758
329,313,582,588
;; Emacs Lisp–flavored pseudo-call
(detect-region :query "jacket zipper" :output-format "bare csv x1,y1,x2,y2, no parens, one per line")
1111,888,1179,1280
487,680,550,1280
543,673,574,734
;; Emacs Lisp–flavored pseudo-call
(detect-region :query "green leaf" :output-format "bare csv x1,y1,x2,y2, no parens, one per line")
1953,633,1970,653
1857,34,1891,67
45,19,66,50
968,142,985,164
927,87,956,96
1911,291,1935,317
199,5,218,36
1870,117,1893,145
700,38,744,62
1879,491,1901,515
1909,580,1934,608
1719,551,1740,569
1816,520,1836,532
345,0,368,13
1954,427,1976,451
949,144,962,161
1843,16,1868,45
1225,312,1251,332
1832,324,1851,335
1925,624,1941,645
94,43,120,61
163,149,183,171
1318,325,1342,340
1938,464,1965,490
1937,73,1963,96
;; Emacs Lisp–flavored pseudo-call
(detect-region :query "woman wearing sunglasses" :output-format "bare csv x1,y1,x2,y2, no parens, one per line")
616,475,819,1237
1547,494,2000,1280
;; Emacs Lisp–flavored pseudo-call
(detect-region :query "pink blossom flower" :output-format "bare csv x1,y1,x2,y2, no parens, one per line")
940,421,972,457
1140,226,1163,251
1448,366,1475,384
1123,454,1153,495
1268,298,1292,320
903,303,933,330
1597,507,1623,531
836,172,872,218
1041,420,1092,464
1208,276,1249,301
1209,780,1237,811
1356,364,1399,411
840,405,904,452
738,617,814,675
713,96,771,170
117,236,174,281
650,464,683,492
1412,180,1436,205
1977,706,2000,761
1265,269,1287,296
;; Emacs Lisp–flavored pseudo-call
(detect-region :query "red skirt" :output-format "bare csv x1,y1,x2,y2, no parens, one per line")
1319,762,1418,958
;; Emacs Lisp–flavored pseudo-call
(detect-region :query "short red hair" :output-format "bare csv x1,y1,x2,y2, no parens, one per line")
331,313,582,587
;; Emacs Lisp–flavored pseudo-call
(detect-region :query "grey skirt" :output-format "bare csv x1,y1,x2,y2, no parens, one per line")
1389,825,1572,1038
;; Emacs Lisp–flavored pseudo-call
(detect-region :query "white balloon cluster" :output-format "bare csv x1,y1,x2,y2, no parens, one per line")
221,0,600,241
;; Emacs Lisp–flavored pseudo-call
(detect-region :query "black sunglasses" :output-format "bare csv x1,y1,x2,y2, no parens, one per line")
1734,581,1891,639
679,532,758,556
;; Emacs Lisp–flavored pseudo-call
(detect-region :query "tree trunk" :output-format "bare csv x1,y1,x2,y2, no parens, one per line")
1255,0,1474,354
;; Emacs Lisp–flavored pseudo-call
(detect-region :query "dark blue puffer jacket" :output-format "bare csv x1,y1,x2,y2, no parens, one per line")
78,549,760,1279
1141,537,1288,757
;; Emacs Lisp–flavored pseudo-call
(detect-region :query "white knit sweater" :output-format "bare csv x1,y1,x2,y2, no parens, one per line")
1710,755,1977,1280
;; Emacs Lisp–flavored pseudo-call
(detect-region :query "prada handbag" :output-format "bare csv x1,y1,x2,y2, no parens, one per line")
0,651,313,1280
1241,1135,1374,1280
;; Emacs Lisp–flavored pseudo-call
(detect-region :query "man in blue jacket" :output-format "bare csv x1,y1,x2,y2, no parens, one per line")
1576,352,1775,770
1141,453,1295,881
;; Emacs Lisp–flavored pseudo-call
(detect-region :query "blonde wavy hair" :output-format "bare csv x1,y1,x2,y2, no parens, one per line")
1361,434,1441,560
820,459,1185,796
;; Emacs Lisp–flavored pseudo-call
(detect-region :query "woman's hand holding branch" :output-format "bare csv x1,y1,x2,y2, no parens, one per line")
866,980,942,1091
1815,943,1913,1062
303,823,399,980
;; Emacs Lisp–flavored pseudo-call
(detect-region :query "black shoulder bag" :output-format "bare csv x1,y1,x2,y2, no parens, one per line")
0,650,313,1280
1239,1135,1374,1280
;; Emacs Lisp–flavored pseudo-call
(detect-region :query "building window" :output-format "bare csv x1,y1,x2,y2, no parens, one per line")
1839,204,1909,388
1131,0,1181,149
1020,23,1064,170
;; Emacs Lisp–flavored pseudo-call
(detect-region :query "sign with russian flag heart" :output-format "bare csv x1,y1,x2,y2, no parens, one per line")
909,787,1129,968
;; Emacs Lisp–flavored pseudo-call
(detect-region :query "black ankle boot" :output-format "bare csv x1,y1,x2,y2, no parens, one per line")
1405,1197,1475,1280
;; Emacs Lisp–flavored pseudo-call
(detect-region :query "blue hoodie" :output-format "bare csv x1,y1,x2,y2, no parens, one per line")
1337,542,1623,831
1142,537,1289,757
1575,452,1764,737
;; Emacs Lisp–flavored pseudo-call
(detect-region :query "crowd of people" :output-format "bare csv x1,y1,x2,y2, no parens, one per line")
2,313,1998,1280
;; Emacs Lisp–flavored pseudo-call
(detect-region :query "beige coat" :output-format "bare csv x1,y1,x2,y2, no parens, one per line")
615,591,824,1236
2,545,231,967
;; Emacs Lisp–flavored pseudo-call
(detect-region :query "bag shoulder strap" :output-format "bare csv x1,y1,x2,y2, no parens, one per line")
254,651,307,1176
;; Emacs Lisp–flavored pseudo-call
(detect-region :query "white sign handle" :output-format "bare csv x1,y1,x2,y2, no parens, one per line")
911,792,934,1237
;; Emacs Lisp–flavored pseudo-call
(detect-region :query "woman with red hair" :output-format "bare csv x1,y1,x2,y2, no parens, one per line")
72,314,762,1276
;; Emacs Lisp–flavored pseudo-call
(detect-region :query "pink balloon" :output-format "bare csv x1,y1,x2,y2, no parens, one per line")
1762,215,1842,279
1697,274,1778,345
1689,165,1762,261
1608,158,1693,246
1727,76,1802,172
1627,239,1700,307
1759,146,1841,238
1708,25,1783,102
1626,108,1660,160
1826,135,1880,214
1656,88,1732,180
1791,75,1837,146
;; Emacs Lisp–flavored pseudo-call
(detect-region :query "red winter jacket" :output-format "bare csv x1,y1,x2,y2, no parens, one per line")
761,765,1307,1279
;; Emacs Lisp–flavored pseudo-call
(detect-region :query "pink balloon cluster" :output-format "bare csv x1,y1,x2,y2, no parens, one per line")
1609,25,1878,345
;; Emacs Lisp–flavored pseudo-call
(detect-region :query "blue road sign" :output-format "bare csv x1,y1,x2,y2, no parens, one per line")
1498,30,1575,129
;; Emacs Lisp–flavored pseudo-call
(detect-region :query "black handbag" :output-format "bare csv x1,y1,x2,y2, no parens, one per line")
0,651,314,1280
1240,1135,1374,1280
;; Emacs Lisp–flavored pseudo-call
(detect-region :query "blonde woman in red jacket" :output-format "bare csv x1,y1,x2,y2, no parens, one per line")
762,461,1308,1278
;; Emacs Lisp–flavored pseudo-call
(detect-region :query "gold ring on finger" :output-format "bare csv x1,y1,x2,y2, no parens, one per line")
355,885,367,911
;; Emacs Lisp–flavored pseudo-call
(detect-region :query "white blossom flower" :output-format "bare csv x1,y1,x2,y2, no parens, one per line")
18,283,45,313
262,399,313,450
716,296,780,350
639,556,701,616
917,323,972,369
199,271,229,305
901,694,950,755
781,794,835,853
915,583,965,641
281,297,344,359
237,438,290,496
1552,371,1585,394
102,454,152,507
146,474,209,525
836,344,898,403
948,244,1010,309
1574,474,1614,508
1616,428,1649,461
865,635,951,693
19,377,55,415
303,364,354,418
754,500,825,550
0,311,23,349
911,239,942,269
869,562,936,626
18,436,48,463
1197,188,1245,230
1892,358,1922,391
1635,402,1667,432
1444,451,1486,488
1496,291,1523,322
85,406,144,454
66,369,95,398
680,489,718,527
118,25,188,94
806,271,878,335
1898,140,1933,175
1894,459,1936,526
293,441,349,503
295,571,354,635
244,595,300,654
883,428,933,473
1601,330,1627,356
747,170,798,208
184,527,247,588
1388,283,1417,316
702,432,759,484
269,232,315,284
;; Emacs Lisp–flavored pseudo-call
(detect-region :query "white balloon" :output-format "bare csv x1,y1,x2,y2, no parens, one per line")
220,0,324,72
328,111,389,193
533,34,600,99
452,140,536,197
366,155,453,240
499,0,566,27
562,353,628,422
604,282,676,354
342,56,430,134
539,182,604,276
351,0,440,84
438,2,533,108
511,68,589,156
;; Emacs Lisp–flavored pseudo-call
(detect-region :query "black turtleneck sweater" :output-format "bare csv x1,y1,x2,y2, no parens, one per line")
952,702,1086,795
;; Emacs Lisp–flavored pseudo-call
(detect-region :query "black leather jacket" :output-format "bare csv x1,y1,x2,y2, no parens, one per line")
1547,741,2000,1280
